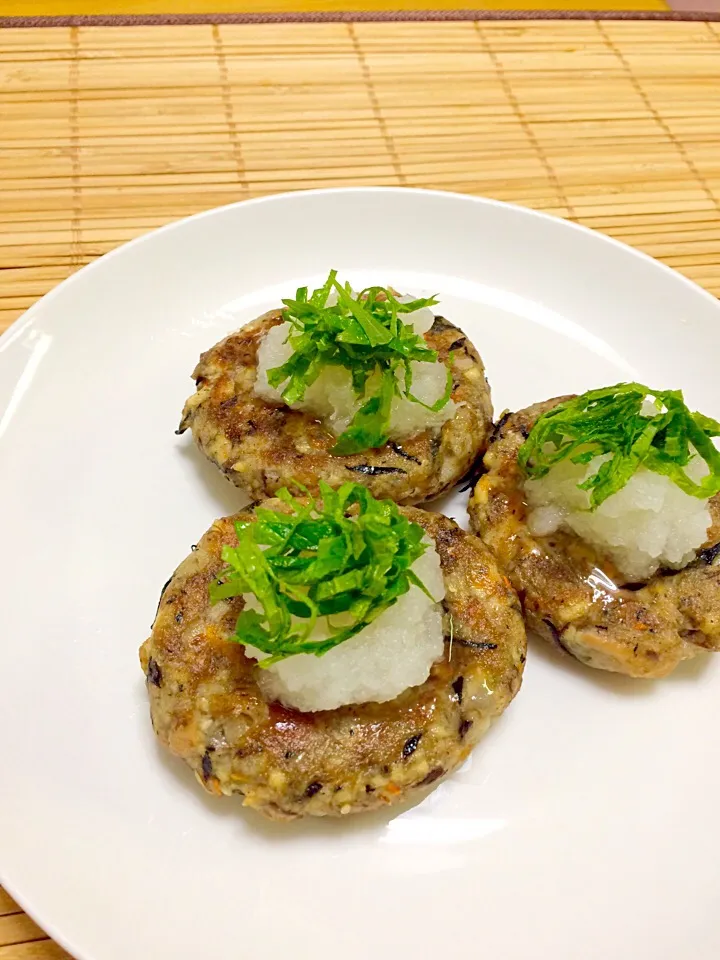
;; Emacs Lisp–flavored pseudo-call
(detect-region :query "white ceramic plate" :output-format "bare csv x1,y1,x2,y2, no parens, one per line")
2,188,720,960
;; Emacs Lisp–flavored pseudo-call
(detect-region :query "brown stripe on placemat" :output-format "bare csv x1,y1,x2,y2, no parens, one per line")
2,11,720,27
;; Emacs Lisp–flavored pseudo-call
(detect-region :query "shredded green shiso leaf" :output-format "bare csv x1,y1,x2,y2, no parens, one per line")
518,382,720,510
209,481,433,666
266,270,452,456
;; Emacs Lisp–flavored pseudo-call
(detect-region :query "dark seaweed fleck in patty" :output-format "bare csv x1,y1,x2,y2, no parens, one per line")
699,542,720,565
346,464,407,477
147,657,163,687
387,440,421,465
403,734,422,758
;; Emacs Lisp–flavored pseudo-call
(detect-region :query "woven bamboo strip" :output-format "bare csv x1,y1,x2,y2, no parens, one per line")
0,894,19,920
0,914,46,949
0,943,71,959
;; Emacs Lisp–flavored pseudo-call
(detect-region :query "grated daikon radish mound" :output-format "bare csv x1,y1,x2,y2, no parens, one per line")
254,302,456,440
526,454,711,582
244,538,445,712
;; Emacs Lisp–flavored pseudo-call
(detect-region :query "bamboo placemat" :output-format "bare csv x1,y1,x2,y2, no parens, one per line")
1,17,720,960
1,19,720,339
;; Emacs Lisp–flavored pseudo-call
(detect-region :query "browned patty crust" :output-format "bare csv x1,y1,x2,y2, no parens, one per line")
468,398,720,679
177,311,493,505
139,503,526,820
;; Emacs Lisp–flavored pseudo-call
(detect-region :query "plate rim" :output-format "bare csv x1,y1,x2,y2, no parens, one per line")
2,186,718,360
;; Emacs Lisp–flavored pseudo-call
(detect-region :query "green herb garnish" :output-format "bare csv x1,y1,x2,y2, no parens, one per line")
266,270,452,456
518,382,720,509
209,481,433,665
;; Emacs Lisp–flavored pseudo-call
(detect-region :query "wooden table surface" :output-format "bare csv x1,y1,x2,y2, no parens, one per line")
1,17,720,959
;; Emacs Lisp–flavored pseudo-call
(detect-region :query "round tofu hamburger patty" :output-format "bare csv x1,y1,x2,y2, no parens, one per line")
177,310,493,506
139,503,526,820
468,399,720,679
